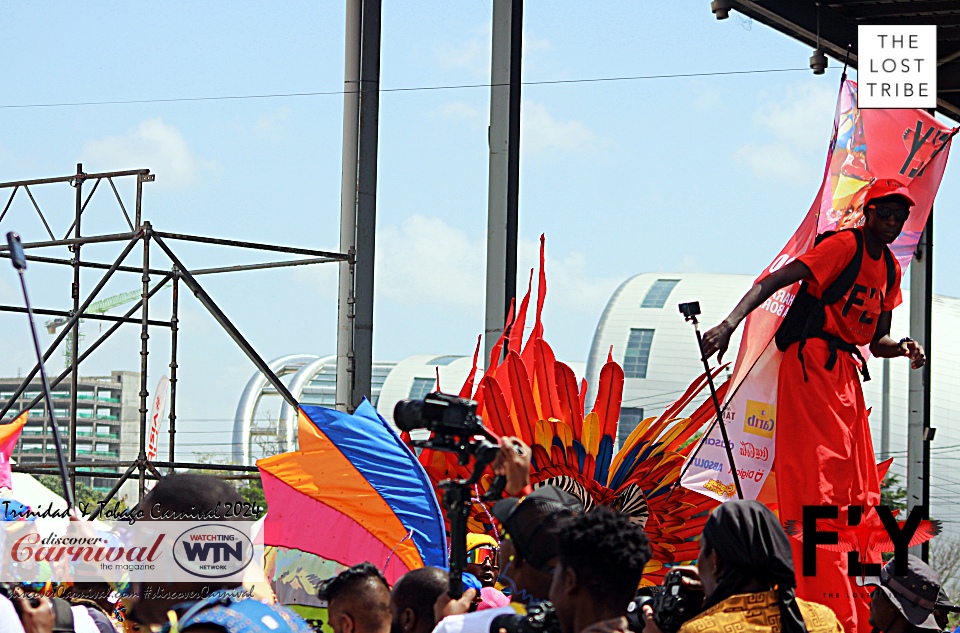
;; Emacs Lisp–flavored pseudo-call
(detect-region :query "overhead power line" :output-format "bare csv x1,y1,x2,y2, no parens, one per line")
0,67,821,110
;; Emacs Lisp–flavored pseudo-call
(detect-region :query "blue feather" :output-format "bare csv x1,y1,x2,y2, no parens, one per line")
572,440,586,472
610,441,647,489
595,435,614,485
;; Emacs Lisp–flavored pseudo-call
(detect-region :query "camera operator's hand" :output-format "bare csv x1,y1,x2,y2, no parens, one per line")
493,437,532,496
640,605,665,633
702,321,734,363
16,597,54,633
433,588,476,623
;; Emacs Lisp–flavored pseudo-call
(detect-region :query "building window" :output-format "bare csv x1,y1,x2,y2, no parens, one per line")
623,329,655,379
617,407,645,448
641,279,680,309
408,378,435,399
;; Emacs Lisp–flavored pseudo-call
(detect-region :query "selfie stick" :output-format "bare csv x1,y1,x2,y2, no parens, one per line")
5,231,76,509
679,302,743,500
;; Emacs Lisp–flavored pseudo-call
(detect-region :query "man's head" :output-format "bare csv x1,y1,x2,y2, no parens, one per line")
549,507,651,633
127,474,247,626
464,534,499,588
319,563,391,633
863,179,914,245
389,567,447,633
492,485,583,603
866,555,942,633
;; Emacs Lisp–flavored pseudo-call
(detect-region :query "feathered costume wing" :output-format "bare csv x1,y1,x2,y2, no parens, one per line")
412,236,723,585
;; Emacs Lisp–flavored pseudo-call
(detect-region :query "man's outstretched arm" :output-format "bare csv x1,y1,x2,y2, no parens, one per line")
702,260,812,362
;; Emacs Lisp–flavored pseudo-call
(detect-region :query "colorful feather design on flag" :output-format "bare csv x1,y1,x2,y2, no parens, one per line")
412,237,723,585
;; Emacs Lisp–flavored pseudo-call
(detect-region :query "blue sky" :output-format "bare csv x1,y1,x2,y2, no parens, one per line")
1,2,957,459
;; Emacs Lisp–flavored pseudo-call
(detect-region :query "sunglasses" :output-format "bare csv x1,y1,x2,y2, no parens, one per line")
466,546,499,565
870,205,910,223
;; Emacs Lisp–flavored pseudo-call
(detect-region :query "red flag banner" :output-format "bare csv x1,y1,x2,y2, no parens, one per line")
682,80,957,502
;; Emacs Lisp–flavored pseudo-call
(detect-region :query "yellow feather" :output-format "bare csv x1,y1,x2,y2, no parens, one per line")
582,412,601,456
551,419,573,449
535,419,554,451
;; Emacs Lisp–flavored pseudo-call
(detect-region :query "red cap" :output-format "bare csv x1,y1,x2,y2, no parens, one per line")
864,178,916,208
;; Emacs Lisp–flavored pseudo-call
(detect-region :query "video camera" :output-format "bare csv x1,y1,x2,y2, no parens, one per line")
394,392,506,599
395,392,500,466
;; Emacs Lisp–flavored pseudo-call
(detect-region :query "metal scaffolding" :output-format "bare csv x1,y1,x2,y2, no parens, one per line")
0,164,350,516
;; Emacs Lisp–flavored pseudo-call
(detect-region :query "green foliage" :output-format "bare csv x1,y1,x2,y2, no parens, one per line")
192,451,268,516
880,473,908,513
36,474,129,514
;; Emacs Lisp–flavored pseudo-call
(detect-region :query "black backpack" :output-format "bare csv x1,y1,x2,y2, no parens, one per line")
774,228,896,382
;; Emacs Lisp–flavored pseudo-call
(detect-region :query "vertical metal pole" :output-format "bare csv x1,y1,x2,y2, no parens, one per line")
484,0,523,363
336,0,362,412
69,162,83,497
138,225,151,499
168,269,179,473
881,358,890,460
135,174,143,229
907,213,932,561
352,0,381,409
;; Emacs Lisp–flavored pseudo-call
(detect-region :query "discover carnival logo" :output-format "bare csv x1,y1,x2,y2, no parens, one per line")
173,524,254,579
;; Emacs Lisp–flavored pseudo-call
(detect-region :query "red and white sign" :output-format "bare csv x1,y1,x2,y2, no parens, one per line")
147,376,169,461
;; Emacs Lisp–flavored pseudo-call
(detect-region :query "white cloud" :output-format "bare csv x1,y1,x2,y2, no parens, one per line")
734,141,818,185
296,215,618,317
754,83,837,153
521,102,595,155
376,215,486,308
436,23,552,77
735,81,837,183
254,107,292,141
437,25,489,75
83,119,211,188
435,101,481,120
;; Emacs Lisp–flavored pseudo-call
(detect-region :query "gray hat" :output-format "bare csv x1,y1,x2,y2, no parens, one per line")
862,555,942,631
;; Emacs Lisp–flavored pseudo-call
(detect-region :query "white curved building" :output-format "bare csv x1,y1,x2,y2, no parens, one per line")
585,274,753,447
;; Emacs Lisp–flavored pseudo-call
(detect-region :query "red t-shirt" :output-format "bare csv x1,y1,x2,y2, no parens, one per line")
797,230,903,347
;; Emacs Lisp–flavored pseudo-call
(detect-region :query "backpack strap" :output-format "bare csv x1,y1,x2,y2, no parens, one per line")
821,229,864,305
50,597,75,633
794,229,868,381
882,245,897,301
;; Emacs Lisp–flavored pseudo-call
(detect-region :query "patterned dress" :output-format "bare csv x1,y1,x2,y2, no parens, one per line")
678,591,844,633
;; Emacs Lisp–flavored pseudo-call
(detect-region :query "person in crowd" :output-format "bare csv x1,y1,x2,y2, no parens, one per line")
464,534,499,589
319,563,391,633
641,500,843,633
432,437,583,633
933,589,959,632
390,567,447,633
865,556,944,633
702,179,925,632
549,506,651,633
124,474,311,633
2,591,28,633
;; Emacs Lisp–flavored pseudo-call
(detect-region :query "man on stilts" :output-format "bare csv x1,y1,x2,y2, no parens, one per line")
702,178,926,633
